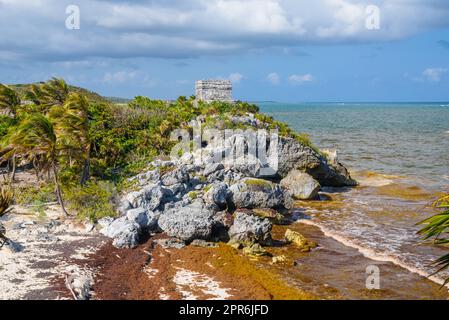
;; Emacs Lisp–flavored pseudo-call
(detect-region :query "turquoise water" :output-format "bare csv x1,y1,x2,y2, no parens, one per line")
260,102,449,190
260,102,449,291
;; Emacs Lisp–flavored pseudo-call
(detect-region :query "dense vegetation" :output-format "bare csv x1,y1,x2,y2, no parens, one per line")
0,78,314,222
418,195,449,285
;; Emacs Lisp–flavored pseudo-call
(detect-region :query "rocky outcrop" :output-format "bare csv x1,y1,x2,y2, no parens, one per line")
272,137,356,187
229,178,293,210
100,113,356,251
280,170,321,200
228,211,272,246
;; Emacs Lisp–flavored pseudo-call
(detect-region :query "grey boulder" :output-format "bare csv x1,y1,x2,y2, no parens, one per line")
161,167,190,186
280,170,321,200
228,211,272,246
228,178,292,209
271,137,357,187
158,200,218,242
126,208,159,231
205,182,230,208
125,183,172,211
204,163,225,177
100,217,141,249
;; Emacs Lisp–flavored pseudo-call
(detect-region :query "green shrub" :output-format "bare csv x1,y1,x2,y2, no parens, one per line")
14,184,55,206
64,181,117,222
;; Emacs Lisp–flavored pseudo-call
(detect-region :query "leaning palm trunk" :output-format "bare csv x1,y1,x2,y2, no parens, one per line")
9,156,16,183
51,161,68,216
80,145,91,186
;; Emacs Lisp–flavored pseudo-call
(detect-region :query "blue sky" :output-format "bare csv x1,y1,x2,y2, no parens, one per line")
0,0,449,102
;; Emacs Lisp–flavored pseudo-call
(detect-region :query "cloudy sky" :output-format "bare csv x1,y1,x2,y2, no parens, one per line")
1,0,449,101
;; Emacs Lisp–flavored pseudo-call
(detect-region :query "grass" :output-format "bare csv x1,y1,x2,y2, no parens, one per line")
64,181,118,222
188,191,199,200
244,179,273,190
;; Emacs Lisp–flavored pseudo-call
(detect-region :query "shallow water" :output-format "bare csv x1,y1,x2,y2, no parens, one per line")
260,102,449,298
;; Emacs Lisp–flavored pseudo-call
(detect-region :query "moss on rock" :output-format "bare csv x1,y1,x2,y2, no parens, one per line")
285,229,318,252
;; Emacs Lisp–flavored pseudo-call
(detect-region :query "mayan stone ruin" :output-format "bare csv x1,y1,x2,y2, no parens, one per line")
195,80,233,102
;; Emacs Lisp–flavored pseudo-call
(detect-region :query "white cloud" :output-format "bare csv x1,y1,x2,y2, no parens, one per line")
1,1,449,61
288,73,314,85
422,68,448,82
103,70,137,83
267,72,280,85
229,73,244,84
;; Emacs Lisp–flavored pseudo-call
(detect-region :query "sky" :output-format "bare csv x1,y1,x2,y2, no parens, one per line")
0,0,449,102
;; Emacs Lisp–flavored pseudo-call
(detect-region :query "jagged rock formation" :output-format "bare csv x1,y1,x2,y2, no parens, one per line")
99,113,356,250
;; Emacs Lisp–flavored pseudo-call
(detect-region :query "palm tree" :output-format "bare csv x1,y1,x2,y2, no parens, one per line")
25,83,44,106
41,78,69,107
0,84,21,117
1,114,69,215
50,93,91,185
0,84,22,182
418,194,449,286
25,78,69,114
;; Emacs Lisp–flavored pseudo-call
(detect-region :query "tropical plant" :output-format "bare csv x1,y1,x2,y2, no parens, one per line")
50,93,91,185
1,114,69,215
0,185,13,217
418,194,449,286
24,78,69,114
0,84,21,117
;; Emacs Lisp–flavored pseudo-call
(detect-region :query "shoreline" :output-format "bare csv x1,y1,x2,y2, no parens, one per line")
298,219,449,290
1,204,448,300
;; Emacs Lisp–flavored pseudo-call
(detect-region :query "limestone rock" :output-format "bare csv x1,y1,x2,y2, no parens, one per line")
126,208,159,231
243,243,270,257
161,166,190,186
191,239,219,248
228,211,272,246
205,182,230,208
271,255,296,266
100,216,141,249
158,200,217,242
280,170,321,200
155,238,186,249
229,178,292,209
125,183,172,211
252,208,284,225
204,163,225,177
285,229,318,252
271,137,357,187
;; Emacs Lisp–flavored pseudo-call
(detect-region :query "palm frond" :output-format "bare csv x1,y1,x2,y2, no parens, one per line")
418,194,449,285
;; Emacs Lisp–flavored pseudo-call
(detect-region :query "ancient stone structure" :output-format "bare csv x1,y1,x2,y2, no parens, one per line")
195,80,233,102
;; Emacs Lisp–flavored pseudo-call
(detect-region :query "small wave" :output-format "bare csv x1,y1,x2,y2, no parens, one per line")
353,170,402,187
298,219,449,290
